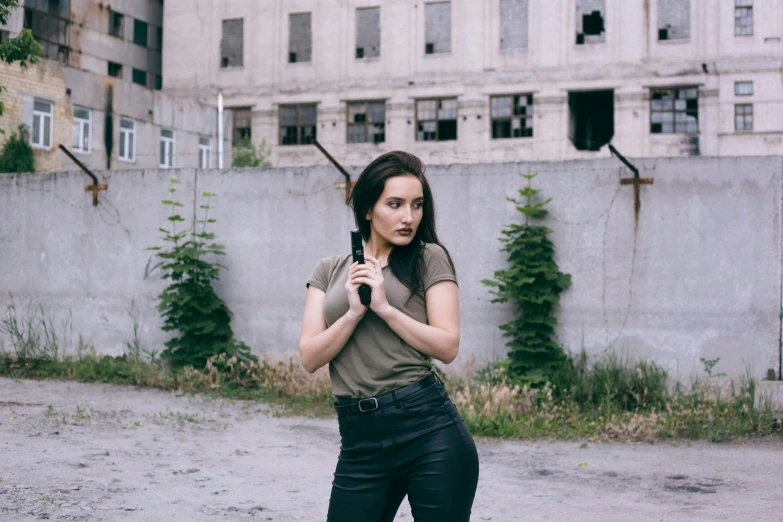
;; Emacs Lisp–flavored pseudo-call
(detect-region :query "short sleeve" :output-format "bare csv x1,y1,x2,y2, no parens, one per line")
306,257,331,292
422,244,457,292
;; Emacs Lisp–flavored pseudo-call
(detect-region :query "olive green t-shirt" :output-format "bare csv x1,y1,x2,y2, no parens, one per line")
306,243,458,398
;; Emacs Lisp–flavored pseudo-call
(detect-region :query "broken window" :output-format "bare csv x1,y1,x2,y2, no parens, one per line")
568,90,613,151
575,0,605,45
289,13,312,63
491,94,533,139
416,98,457,141
107,61,122,78
356,7,380,59
735,81,753,96
500,0,528,50
650,87,698,134
425,2,451,55
221,19,243,68
23,1,71,64
657,0,690,41
347,101,385,143
735,104,753,131
280,104,317,145
108,9,123,38
132,68,147,87
232,107,252,146
133,19,148,47
735,0,753,36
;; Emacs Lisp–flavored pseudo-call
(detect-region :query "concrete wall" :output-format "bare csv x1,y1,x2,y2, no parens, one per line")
0,157,780,384
161,0,783,168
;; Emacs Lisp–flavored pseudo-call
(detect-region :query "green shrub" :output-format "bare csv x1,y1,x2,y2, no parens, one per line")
148,177,254,368
481,173,572,386
231,137,272,168
0,124,35,173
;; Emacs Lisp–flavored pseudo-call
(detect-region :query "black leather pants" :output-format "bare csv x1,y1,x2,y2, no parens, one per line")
327,376,479,522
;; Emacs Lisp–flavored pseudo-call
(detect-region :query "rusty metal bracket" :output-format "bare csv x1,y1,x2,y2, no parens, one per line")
313,139,354,205
59,144,107,206
609,144,653,228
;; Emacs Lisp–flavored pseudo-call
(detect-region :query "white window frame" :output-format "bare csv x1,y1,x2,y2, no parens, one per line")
118,117,136,162
72,107,91,154
31,98,53,150
160,128,175,168
198,136,211,169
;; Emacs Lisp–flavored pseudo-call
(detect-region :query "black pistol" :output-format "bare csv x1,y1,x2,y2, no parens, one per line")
351,229,372,305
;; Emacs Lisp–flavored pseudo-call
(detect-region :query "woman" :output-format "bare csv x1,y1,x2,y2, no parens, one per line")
299,151,479,521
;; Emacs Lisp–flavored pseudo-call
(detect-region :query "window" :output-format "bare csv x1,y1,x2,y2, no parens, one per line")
424,2,451,54
133,19,148,47
575,0,605,44
0,30,10,42
416,98,457,141
132,68,147,87
347,101,385,143
31,98,53,149
356,7,380,59
119,118,136,162
155,74,162,90
280,104,317,145
109,9,123,38
22,5,70,64
160,129,175,168
658,0,690,41
199,137,211,169
735,81,753,96
156,26,162,51
500,0,529,50
108,61,122,78
220,18,244,67
289,13,312,63
735,104,753,131
650,87,698,134
735,0,753,36
72,107,91,153
232,107,252,146
491,94,533,139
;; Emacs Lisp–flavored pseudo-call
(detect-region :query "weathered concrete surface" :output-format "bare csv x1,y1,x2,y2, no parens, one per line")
1,377,782,521
1,157,781,382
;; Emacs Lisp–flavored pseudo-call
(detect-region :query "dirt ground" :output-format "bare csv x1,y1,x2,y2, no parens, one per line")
1,377,782,522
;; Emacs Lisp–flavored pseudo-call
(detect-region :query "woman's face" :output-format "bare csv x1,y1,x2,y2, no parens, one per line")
366,174,424,248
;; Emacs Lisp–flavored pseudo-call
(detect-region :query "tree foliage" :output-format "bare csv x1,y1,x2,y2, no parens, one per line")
231,137,272,168
481,174,573,387
147,177,254,368
0,124,34,173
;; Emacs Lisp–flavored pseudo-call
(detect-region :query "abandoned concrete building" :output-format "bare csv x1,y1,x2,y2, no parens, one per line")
0,0,219,172
161,0,783,167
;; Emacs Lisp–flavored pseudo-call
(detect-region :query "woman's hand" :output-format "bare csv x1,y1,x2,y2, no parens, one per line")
349,255,391,317
345,261,370,320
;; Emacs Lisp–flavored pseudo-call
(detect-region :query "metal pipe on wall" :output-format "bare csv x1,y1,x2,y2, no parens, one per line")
218,91,224,169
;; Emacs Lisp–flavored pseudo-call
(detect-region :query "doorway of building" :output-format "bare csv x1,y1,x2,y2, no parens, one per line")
568,90,614,151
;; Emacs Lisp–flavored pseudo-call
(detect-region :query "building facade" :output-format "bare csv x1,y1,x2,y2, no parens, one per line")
1,0,220,172
162,0,783,168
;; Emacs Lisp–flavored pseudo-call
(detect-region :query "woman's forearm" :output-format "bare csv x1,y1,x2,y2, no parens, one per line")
375,306,459,364
299,311,363,373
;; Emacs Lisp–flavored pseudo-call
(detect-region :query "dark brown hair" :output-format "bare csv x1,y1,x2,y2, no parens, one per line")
349,151,457,302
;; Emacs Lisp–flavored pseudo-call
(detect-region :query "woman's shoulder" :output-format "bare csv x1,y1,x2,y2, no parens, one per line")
316,253,353,270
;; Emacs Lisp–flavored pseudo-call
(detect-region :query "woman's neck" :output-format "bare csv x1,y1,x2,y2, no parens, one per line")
365,236,392,264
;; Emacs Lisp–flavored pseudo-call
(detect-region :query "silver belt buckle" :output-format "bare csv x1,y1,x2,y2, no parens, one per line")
358,397,379,412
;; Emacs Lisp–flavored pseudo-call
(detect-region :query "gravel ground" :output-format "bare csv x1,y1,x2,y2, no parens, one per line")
1,377,782,522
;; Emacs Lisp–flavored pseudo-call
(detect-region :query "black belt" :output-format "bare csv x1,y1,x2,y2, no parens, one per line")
334,372,443,415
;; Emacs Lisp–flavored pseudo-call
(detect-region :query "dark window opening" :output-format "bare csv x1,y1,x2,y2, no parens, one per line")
347,101,385,143
232,107,252,146
280,104,317,145
23,4,71,64
416,98,457,141
108,61,122,78
155,74,162,90
575,0,605,45
109,9,123,38
491,94,533,139
568,90,614,151
133,19,148,47
650,87,698,134
132,68,147,87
